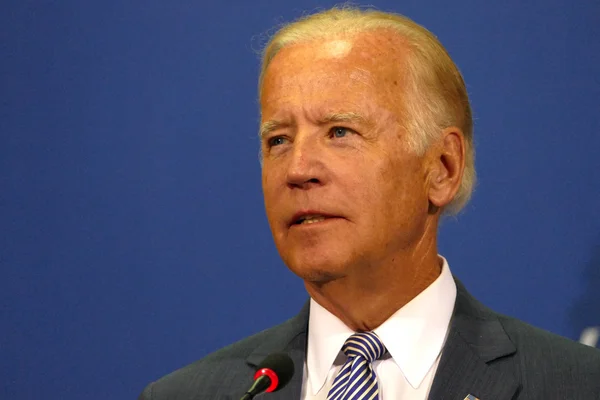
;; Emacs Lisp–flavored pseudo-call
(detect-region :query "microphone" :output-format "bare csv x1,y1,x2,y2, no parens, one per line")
240,353,295,400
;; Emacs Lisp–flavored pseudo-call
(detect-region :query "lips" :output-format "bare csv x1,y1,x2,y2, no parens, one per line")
295,215,327,224
289,211,341,226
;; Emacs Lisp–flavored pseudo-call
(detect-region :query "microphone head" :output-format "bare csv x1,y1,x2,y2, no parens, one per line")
256,353,295,392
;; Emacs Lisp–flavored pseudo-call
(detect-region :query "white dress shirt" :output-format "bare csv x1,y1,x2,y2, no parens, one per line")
301,256,457,400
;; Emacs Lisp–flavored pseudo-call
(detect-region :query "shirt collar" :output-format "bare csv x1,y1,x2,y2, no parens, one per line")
306,256,457,394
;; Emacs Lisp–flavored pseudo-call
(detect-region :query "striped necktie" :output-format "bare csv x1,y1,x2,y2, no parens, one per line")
327,332,387,400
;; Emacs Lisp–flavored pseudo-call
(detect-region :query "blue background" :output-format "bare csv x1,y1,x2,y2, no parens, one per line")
1,0,599,398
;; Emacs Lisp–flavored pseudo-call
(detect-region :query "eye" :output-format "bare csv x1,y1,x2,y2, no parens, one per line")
331,126,350,138
267,136,287,147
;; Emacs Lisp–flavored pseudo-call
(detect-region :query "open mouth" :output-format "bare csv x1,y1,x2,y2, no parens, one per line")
294,215,328,225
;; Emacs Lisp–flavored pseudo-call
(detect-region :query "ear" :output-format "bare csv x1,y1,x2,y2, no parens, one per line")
427,127,465,209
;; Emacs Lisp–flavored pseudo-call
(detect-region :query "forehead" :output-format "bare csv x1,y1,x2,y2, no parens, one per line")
260,30,411,119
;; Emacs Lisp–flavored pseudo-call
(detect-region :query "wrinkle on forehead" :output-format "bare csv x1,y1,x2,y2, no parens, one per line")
261,31,411,120
261,66,376,114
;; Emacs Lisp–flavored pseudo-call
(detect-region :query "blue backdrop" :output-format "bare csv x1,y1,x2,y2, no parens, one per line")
2,1,599,399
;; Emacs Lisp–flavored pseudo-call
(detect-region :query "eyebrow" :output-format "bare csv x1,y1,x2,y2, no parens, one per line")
318,112,366,126
259,112,367,140
258,120,286,140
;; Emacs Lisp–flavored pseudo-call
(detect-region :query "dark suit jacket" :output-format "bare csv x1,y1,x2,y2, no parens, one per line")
139,281,600,399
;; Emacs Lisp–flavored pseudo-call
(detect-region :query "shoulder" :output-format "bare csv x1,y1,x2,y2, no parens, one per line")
455,279,600,368
498,312,600,369
137,332,261,400
139,307,308,400
453,280,600,396
492,311,600,397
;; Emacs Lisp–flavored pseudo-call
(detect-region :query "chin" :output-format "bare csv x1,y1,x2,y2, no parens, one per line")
283,254,350,284
296,268,340,284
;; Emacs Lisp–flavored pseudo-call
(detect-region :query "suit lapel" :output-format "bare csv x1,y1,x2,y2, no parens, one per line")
256,336,306,400
428,280,519,400
244,302,309,400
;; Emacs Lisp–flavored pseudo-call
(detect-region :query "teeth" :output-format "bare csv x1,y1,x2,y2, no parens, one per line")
299,215,326,224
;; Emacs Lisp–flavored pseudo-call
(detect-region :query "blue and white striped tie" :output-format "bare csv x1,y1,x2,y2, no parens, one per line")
327,332,387,400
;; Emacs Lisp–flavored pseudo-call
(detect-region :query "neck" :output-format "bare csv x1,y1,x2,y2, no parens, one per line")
304,238,441,332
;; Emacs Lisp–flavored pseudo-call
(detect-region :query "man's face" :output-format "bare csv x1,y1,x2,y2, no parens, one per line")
260,32,433,283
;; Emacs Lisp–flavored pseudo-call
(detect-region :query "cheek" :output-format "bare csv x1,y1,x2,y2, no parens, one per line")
262,168,281,198
262,169,288,225
370,157,426,212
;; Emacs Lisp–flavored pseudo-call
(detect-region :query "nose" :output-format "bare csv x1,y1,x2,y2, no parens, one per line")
286,137,324,190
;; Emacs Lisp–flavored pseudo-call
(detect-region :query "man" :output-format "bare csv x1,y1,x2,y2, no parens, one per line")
139,6,600,400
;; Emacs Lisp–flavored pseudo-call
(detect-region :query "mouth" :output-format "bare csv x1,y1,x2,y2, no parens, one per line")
293,214,328,225
290,212,341,227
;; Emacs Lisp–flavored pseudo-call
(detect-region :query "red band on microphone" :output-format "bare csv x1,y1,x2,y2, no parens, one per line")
253,368,279,392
